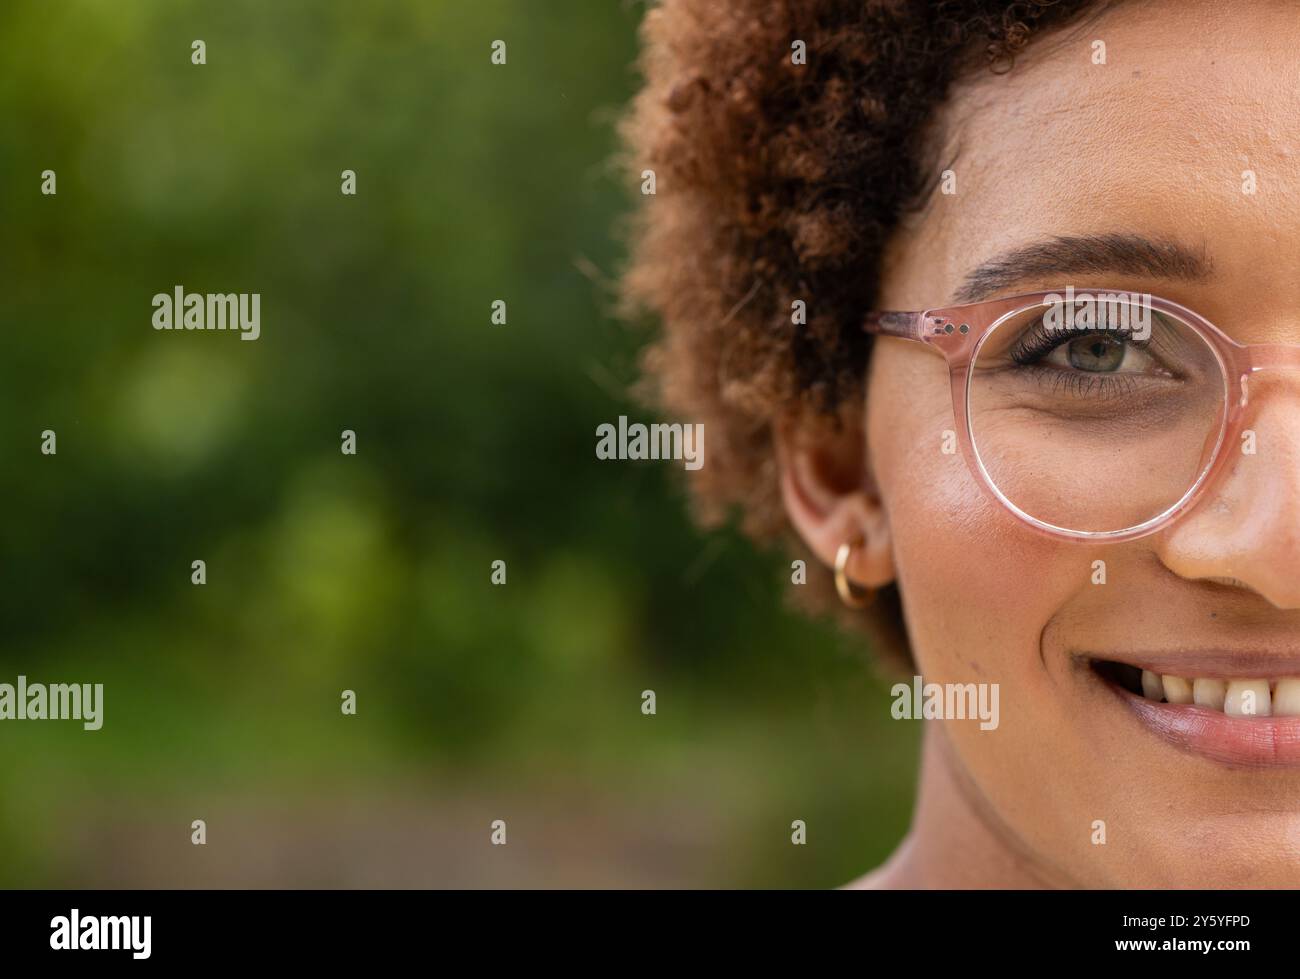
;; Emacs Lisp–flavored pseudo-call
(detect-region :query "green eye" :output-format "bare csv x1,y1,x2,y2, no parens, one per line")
1066,334,1126,372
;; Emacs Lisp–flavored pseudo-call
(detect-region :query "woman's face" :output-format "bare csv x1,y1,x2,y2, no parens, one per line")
871,0,1300,886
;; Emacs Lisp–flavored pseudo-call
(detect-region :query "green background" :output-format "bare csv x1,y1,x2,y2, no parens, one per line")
0,0,915,887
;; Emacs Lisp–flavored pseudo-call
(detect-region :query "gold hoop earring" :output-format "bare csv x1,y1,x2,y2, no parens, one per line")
834,538,876,609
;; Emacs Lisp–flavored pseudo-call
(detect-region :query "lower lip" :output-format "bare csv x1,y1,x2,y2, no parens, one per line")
1109,681,1300,767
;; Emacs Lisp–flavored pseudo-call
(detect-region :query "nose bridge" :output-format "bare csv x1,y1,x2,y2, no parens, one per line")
1235,345,1300,409
1243,343,1300,374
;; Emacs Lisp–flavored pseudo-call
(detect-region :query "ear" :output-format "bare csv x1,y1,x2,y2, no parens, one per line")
776,414,895,591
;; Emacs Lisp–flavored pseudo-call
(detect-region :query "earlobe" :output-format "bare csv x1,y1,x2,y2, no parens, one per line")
776,421,896,593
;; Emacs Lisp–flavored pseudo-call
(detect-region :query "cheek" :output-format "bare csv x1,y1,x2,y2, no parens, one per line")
865,349,1081,681
866,349,1124,874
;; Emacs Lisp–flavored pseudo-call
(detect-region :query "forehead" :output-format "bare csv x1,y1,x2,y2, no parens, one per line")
881,0,1300,315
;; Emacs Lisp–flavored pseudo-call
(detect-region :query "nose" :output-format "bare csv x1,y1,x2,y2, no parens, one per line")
1158,373,1300,609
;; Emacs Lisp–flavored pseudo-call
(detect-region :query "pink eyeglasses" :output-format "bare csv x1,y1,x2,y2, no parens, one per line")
864,289,1300,542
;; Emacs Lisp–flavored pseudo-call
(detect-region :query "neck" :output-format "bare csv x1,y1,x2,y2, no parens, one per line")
853,727,1076,889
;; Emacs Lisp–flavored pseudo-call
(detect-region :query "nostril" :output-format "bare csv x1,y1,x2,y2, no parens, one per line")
1204,576,1254,590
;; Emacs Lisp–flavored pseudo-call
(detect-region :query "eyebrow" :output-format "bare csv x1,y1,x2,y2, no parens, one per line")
953,233,1212,304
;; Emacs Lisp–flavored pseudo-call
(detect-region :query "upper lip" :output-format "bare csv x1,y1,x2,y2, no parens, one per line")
1081,649,1300,678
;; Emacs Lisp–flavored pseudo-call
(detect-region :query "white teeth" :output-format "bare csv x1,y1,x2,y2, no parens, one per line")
1129,669,1300,715
1162,675,1194,704
1274,679,1300,716
1225,679,1271,717
1193,678,1227,711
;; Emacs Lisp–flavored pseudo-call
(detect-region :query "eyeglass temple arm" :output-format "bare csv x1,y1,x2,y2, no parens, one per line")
862,311,928,342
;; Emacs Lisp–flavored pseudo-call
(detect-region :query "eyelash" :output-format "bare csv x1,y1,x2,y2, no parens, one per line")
1008,319,1142,366
1006,319,1148,397
1008,361,1143,398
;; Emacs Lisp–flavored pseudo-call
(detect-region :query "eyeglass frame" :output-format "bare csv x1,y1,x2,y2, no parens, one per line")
863,289,1300,543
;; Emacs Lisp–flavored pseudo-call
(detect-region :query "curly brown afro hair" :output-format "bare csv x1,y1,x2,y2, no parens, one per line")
620,0,1101,671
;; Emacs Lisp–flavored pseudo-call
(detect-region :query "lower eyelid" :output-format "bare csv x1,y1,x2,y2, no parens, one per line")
1016,363,1143,398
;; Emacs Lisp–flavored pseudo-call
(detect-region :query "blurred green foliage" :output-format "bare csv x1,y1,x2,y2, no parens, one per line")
0,0,915,887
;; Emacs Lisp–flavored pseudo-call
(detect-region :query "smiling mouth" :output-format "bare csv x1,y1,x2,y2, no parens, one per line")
1092,659,1300,766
